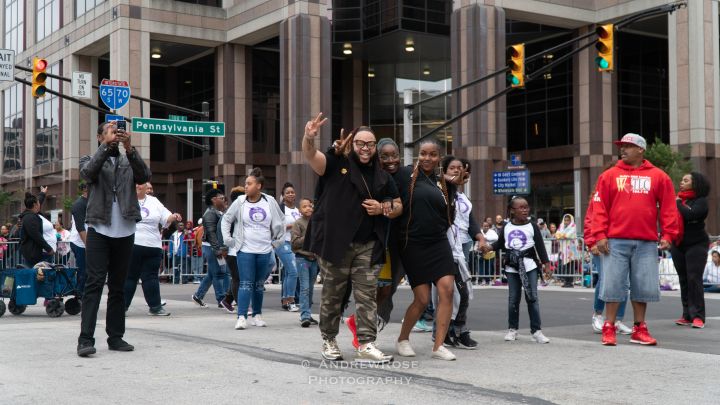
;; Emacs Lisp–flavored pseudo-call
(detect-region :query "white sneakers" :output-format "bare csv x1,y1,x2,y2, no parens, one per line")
504,329,518,341
288,303,299,312
431,346,456,361
593,313,632,335
251,315,267,327
592,313,604,333
615,320,632,335
532,330,550,344
396,340,416,357
234,317,247,330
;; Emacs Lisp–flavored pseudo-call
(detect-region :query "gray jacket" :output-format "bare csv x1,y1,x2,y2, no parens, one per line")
79,144,151,226
221,193,285,254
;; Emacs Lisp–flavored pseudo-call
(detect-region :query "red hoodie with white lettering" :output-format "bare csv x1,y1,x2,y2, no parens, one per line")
589,159,679,244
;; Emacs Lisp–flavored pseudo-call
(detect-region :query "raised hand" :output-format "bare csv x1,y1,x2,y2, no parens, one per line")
333,127,351,153
304,112,328,139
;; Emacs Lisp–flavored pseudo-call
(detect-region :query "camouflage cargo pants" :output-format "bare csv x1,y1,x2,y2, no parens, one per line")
318,241,380,344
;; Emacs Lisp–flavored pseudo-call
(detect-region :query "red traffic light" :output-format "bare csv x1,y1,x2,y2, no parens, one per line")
34,58,47,71
596,25,612,39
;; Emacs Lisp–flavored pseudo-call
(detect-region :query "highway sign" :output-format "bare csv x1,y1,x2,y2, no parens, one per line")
493,170,531,195
0,49,15,81
105,114,124,122
99,79,130,110
72,71,92,99
131,117,224,137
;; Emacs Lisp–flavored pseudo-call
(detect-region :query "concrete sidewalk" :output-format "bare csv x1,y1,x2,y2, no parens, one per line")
1,289,718,405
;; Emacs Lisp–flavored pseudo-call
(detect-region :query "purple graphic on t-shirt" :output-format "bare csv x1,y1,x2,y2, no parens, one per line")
507,229,527,250
291,211,302,220
457,195,470,213
249,207,267,222
141,207,150,218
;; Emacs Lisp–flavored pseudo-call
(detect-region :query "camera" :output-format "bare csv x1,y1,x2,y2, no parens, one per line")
116,120,126,131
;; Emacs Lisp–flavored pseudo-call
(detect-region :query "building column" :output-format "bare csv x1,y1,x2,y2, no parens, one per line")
215,43,252,189
450,2,506,218
109,29,150,160
669,0,720,229
278,13,332,199
62,54,96,200
573,25,617,228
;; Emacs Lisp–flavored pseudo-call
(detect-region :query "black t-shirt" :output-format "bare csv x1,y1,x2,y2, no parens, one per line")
395,166,455,243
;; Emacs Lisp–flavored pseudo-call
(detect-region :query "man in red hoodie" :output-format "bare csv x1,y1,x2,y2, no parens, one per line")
589,133,679,346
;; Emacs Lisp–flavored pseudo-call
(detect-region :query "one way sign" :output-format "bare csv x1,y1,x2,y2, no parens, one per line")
0,49,15,82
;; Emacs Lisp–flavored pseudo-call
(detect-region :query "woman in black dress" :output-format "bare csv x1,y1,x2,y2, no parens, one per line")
394,139,464,361
671,172,711,329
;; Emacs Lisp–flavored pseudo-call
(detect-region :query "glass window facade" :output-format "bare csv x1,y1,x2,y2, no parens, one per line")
506,21,574,152
4,0,24,53
252,47,280,156
332,0,450,43
76,0,105,18
35,63,61,165
3,83,23,172
617,30,669,144
37,0,60,42
368,61,452,153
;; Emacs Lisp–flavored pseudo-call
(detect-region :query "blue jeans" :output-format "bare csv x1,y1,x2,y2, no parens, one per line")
236,252,272,318
599,239,660,302
276,242,298,300
190,256,203,280
173,255,190,284
592,254,627,319
296,257,319,320
70,243,86,297
195,246,228,303
507,270,542,333
124,245,163,310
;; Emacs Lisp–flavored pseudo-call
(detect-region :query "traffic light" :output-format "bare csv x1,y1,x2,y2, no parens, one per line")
595,24,614,72
507,44,525,88
32,57,48,98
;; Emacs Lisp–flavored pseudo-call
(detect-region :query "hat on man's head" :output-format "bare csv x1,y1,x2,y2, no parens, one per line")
613,133,646,149
537,218,545,225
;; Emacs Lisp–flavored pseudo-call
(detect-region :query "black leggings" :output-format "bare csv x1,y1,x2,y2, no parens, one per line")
671,242,707,321
223,255,240,305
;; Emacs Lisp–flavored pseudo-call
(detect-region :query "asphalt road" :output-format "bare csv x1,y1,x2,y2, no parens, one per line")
164,283,720,355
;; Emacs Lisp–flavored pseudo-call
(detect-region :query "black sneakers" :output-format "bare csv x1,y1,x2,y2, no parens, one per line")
108,339,135,352
309,317,319,325
192,295,207,307
301,319,311,328
454,332,478,350
77,342,96,357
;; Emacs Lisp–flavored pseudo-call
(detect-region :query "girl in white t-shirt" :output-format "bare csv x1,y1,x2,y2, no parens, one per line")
221,168,285,330
485,196,550,344
124,183,182,316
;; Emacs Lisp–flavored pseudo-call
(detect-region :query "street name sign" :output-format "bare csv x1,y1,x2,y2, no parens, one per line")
99,79,130,110
0,49,15,81
493,170,531,195
72,71,92,99
131,117,225,137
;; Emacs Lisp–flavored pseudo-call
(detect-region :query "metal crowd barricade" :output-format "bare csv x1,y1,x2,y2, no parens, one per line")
659,235,720,291
467,237,587,287
161,239,207,284
0,240,22,269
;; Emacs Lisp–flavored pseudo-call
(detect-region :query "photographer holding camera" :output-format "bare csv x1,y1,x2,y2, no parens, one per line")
77,121,151,357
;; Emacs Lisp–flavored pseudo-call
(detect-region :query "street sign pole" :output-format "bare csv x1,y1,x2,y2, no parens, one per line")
201,101,210,208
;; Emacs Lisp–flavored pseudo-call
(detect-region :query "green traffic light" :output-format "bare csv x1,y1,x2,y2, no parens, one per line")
595,57,609,69
507,75,520,86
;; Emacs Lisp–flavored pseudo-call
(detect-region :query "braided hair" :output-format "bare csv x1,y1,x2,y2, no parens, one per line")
404,139,455,249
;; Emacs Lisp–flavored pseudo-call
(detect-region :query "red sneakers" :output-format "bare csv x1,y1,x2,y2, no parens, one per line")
692,318,705,329
675,318,692,326
601,322,617,346
346,314,359,349
630,322,657,345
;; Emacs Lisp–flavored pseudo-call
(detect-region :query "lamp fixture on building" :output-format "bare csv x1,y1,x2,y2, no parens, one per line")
405,40,415,52
368,67,375,78
343,43,352,55
423,67,430,76
151,51,162,59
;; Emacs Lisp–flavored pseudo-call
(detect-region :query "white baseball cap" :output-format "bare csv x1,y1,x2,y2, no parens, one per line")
613,133,647,149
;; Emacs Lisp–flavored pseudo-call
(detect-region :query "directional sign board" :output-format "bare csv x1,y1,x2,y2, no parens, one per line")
0,49,15,81
72,71,92,99
131,117,225,137
105,114,124,122
99,79,130,110
493,170,531,195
